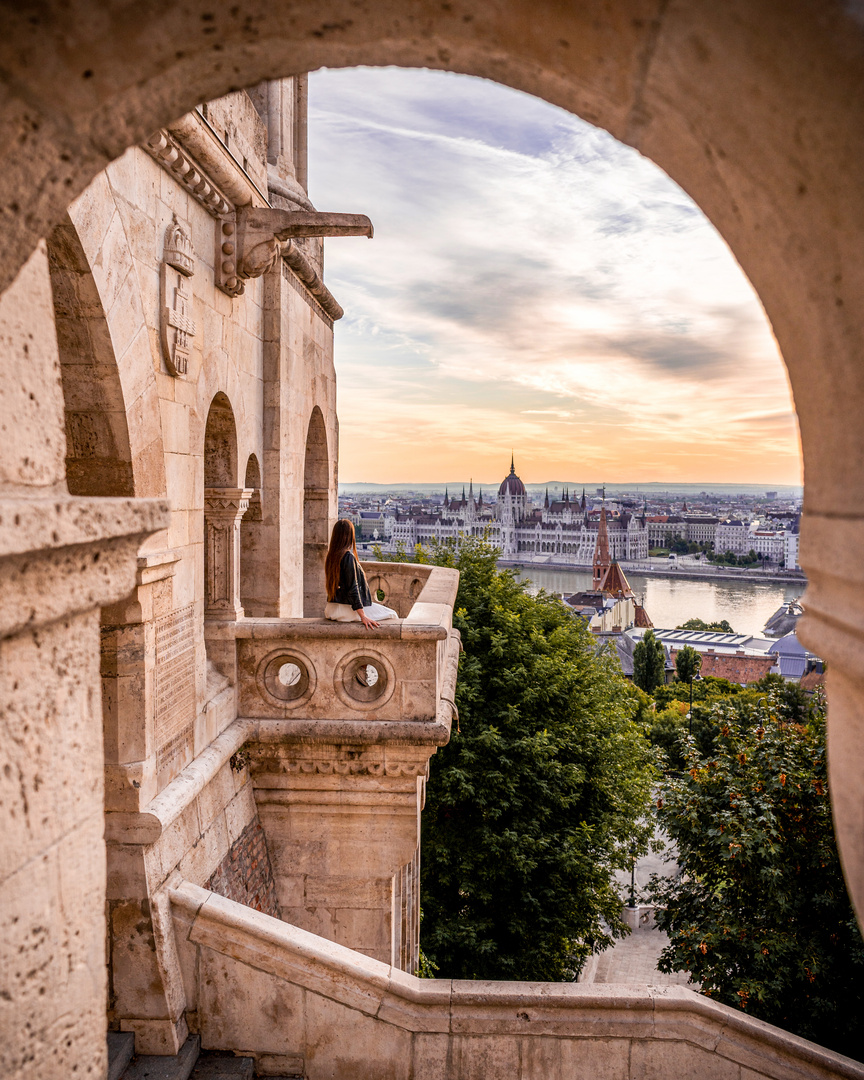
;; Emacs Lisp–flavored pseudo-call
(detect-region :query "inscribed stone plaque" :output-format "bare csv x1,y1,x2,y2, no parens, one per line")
154,604,196,774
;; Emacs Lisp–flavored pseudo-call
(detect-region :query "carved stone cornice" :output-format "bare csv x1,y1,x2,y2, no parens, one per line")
0,496,169,639
277,759,429,778
143,125,356,320
144,130,232,217
282,240,344,321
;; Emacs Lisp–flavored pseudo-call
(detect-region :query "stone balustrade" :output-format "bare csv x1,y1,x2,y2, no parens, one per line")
198,562,461,970
361,560,435,617
169,881,864,1080
205,561,459,727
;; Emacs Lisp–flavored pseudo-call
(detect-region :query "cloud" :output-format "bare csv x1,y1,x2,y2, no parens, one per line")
309,68,802,485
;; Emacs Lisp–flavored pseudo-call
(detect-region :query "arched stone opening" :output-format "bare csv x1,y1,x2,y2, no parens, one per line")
203,392,249,621
303,406,330,617
47,216,135,499
204,392,239,490
45,214,152,803
1,8,864,1071
240,452,267,617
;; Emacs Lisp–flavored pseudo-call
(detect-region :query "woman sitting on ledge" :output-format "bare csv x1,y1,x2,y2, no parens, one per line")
324,518,398,630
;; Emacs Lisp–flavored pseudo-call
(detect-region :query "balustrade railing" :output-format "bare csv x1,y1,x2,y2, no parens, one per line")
214,562,459,724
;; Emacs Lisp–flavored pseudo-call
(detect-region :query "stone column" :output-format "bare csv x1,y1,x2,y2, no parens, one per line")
250,739,434,972
204,487,252,620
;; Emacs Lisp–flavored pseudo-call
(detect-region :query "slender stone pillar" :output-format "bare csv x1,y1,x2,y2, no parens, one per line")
204,487,252,620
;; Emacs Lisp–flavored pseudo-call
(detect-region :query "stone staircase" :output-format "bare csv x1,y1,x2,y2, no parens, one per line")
108,1033,299,1080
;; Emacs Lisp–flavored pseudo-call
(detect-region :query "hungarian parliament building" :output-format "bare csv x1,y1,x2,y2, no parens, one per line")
390,457,650,563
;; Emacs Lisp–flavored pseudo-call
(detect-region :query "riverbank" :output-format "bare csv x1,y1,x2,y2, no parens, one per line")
499,558,806,587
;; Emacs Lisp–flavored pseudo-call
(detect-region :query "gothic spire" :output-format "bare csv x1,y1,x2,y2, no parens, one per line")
510,451,515,475
592,505,612,591
544,487,549,509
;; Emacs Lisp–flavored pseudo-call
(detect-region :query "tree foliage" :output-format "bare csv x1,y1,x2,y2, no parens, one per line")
675,644,702,685
633,628,666,693
399,536,656,981
678,618,734,633
649,694,864,1056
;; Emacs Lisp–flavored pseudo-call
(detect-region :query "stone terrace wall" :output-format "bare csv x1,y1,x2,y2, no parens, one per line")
170,883,864,1080
206,818,280,919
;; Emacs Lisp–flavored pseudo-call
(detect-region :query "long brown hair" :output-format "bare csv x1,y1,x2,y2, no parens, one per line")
325,518,362,601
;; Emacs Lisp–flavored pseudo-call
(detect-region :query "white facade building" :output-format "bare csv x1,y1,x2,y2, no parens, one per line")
391,459,649,563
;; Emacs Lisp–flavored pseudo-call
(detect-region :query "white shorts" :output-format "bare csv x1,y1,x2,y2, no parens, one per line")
324,601,399,622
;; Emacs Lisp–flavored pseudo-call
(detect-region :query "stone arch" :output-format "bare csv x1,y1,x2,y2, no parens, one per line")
203,392,245,620
303,406,331,617
64,178,166,499
240,453,267,617
204,392,239,489
46,216,134,498
0,0,862,930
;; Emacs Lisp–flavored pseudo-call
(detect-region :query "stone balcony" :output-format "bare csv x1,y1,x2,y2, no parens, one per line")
200,561,461,971
204,560,458,729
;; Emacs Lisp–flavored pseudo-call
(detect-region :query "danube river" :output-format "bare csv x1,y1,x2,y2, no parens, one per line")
513,566,805,638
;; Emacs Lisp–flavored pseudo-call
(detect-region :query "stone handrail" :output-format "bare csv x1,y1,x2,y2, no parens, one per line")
361,559,436,617
169,881,864,1080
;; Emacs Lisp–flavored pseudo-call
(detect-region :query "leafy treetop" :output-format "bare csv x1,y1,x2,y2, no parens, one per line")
381,535,657,981
649,693,864,1056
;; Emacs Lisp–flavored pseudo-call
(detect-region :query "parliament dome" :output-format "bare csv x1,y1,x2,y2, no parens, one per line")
499,455,527,497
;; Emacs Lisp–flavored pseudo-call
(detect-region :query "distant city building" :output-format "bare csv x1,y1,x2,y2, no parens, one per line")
562,511,652,633
646,511,719,547
390,456,649,564
714,515,801,565
626,623,821,685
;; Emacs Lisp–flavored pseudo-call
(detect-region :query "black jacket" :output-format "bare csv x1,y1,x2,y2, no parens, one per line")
332,551,372,611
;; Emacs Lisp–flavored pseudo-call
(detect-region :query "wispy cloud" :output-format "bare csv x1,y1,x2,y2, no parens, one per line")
309,67,802,485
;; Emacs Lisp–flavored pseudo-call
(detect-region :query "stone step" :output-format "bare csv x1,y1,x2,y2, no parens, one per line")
189,1052,255,1079
107,1032,135,1080
121,1035,200,1080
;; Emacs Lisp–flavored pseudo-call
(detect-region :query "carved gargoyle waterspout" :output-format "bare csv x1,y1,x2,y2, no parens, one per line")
217,207,373,295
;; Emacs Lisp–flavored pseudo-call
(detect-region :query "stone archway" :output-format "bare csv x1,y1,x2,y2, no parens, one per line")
240,452,266,616
303,406,331,617
47,216,135,498
203,392,250,621
0,2,863,1065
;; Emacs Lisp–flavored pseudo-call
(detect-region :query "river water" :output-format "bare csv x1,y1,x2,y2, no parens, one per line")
513,566,805,638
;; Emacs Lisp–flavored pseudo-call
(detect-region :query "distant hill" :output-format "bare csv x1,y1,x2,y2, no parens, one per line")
339,480,803,498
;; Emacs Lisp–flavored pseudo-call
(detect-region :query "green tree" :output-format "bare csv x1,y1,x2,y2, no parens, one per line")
675,644,702,685
649,694,864,1056
633,629,666,693
414,536,656,981
678,617,734,633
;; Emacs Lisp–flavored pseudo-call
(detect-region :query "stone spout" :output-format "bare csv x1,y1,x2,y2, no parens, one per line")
224,207,374,286
239,208,374,240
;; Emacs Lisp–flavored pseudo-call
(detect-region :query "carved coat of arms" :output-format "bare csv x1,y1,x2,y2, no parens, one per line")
161,218,196,376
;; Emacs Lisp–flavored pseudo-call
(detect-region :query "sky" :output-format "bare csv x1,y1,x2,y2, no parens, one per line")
308,67,803,488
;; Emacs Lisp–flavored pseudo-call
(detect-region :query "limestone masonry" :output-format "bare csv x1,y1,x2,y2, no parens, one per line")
2,6,864,1080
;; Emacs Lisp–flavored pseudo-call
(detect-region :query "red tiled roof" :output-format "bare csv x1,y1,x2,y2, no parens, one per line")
800,668,826,692
600,561,633,598
634,604,653,628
